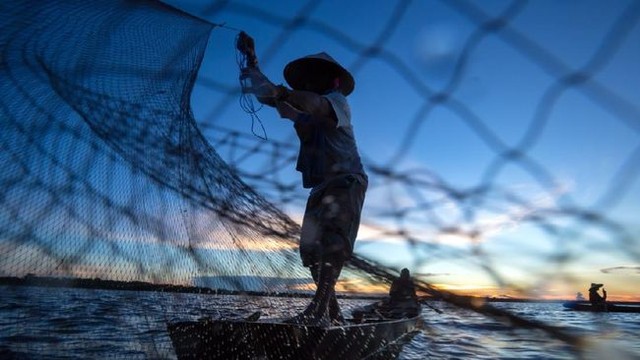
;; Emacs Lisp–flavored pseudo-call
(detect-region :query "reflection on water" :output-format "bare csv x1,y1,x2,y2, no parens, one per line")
0,286,638,359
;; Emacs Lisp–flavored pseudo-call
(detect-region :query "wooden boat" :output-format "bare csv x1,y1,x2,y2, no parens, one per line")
167,315,421,360
562,301,640,313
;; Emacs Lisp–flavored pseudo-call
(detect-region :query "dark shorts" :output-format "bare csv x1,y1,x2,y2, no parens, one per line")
299,174,367,267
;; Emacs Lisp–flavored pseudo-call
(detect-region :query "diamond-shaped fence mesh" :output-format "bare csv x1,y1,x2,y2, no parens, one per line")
1,0,639,358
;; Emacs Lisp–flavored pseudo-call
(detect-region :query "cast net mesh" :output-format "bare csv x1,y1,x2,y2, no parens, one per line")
1,0,639,359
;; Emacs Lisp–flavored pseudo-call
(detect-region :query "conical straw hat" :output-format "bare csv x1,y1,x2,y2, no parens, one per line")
284,52,354,96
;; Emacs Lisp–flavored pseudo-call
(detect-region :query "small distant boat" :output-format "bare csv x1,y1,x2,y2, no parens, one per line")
167,315,421,360
562,301,640,313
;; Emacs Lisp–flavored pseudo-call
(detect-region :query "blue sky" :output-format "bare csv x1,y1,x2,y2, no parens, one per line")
2,0,637,300
161,0,640,299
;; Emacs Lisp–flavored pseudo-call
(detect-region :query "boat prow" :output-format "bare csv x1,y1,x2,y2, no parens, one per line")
167,315,421,360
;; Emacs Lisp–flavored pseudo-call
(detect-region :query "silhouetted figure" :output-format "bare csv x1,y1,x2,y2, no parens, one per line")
588,283,607,311
239,37,367,327
386,268,421,318
353,268,421,321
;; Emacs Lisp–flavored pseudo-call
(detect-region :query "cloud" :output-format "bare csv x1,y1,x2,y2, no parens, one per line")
600,266,640,274
414,272,451,278
356,175,575,250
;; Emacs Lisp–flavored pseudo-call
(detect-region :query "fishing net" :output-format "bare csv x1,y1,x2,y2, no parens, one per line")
1,0,639,359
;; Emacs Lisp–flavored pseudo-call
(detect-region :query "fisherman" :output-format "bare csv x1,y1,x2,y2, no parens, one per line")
387,268,421,318
588,283,607,311
352,268,420,321
240,51,367,326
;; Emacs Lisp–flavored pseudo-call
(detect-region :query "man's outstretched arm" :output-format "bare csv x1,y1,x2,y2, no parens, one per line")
242,68,336,120
284,90,335,119
276,101,337,131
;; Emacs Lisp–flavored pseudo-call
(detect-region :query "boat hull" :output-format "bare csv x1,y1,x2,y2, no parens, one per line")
562,301,640,313
167,316,421,360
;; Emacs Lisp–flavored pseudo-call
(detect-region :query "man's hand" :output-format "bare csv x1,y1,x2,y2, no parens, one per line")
276,101,305,121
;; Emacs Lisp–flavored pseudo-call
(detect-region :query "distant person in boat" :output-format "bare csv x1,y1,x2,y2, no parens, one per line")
588,283,607,311
241,47,367,326
353,268,420,321
386,268,421,318
389,269,420,309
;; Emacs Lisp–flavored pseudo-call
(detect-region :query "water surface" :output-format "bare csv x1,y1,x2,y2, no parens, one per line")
1,286,638,359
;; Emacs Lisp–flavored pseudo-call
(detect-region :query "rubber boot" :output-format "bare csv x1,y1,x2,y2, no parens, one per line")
328,295,345,325
309,264,344,324
288,264,322,321
286,262,339,327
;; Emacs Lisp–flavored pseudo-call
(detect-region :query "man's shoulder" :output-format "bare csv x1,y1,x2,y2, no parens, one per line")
323,91,351,127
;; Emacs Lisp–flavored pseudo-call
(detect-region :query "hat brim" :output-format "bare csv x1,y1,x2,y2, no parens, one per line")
284,57,354,96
